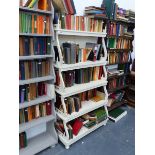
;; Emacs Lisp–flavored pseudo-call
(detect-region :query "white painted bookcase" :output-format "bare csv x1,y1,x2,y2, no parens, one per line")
53,23,109,149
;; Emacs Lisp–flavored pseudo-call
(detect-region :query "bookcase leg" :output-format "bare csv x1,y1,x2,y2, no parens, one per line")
102,37,108,60
63,121,70,140
59,69,65,90
65,145,70,149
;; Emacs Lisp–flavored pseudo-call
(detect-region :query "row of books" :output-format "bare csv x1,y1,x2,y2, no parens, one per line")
19,132,27,149
56,14,104,32
108,52,130,65
19,12,51,34
107,38,132,49
19,59,50,80
55,66,104,87
118,64,130,74
53,0,76,15
19,37,51,56
56,88,105,114
19,82,50,103
107,91,125,107
84,6,107,19
107,22,128,36
55,108,107,139
20,0,52,11
108,77,127,91
61,42,103,64
19,101,52,124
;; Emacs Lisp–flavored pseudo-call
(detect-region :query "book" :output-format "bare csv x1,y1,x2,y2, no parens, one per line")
46,101,52,115
108,108,127,122
72,119,83,136
38,0,47,10
28,0,39,8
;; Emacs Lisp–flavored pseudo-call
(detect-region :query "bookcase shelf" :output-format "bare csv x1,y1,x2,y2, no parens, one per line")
19,114,55,133
19,131,57,155
19,55,53,61
19,95,54,109
108,73,129,79
19,75,54,85
56,79,107,98
19,33,52,37
56,99,108,123
19,6,53,15
108,85,128,93
107,35,133,39
54,28,107,37
55,59,107,71
58,118,108,149
19,2,58,154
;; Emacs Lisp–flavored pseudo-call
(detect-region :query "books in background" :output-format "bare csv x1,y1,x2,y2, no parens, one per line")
19,37,51,56
19,100,52,124
57,14,104,32
19,82,49,103
55,107,107,139
20,0,52,11
107,90,125,107
117,7,128,21
19,132,27,149
108,76,127,91
107,22,128,36
108,107,127,122
84,6,107,19
107,38,132,49
55,66,104,87
55,88,105,114
118,63,130,74
108,52,130,65
61,42,102,64
19,59,50,80
19,12,51,34
53,0,76,14
125,10,135,23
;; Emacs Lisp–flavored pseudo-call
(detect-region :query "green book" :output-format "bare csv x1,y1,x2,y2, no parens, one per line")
108,38,116,48
109,108,127,122
28,0,39,8
34,14,37,33
23,132,27,147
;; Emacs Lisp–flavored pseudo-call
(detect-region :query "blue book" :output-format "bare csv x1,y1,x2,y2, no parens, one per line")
20,62,25,80
33,38,38,55
24,37,29,56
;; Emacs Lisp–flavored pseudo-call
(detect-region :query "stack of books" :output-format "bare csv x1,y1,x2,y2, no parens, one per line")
55,14,104,32
108,76,127,91
19,12,51,34
19,37,51,56
56,66,104,87
19,59,50,80
60,42,103,64
84,6,107,19
19,132,27,149
107,38,132,49
19,101,52,124
117,7,128,21
125,10,135,23
20,0,52,11
19,82,48,103
108,52,130,65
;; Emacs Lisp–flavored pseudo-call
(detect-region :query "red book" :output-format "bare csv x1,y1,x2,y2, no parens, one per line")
46,101,52,115
19,133,24,149
72,119,83,136
81,16,85,31
98,66,103,79
64,0,74,14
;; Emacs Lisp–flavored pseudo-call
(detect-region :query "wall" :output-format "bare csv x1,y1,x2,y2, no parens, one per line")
74,0,135,15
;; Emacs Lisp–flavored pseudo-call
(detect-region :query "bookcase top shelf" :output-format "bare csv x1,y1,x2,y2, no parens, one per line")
55,59,107,71
19,132,57,155
19,55,53,61
58,118,108,148
56,79,107,97
19,114,55,133
19,33,52,37
54,29,107,37
19,95,54,109
56,99,107,122
19,6,52,15
19,75,54,85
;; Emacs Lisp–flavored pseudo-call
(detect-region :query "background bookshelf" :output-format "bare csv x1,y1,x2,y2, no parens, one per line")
19,0,58,154
101,0,135,121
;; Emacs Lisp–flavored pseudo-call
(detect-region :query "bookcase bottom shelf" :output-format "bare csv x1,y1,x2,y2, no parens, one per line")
19,131,57,155
58,118,108,149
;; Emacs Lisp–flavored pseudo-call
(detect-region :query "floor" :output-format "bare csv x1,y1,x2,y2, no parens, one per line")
37,106,135,155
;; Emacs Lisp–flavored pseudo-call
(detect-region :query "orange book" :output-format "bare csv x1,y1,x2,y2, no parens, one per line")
19,37,24,56
93,67,97,81
32,14,34,33
82,49,87,62
76,16,79,31
28,107,33,121
46,16,50,34
39,15,44,34
38,0,47,10
37,15,40,34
